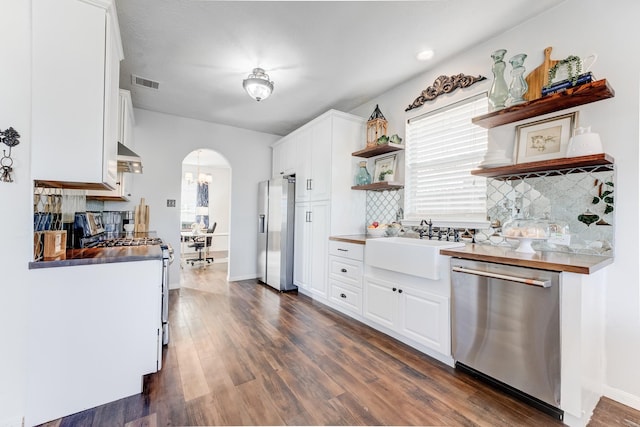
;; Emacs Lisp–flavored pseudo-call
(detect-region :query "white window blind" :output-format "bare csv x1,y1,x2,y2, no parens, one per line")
405,94,488,221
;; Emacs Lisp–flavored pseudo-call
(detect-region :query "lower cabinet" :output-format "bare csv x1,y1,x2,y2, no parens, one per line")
363,275,451,355
294,201,329,297
328,241,364,315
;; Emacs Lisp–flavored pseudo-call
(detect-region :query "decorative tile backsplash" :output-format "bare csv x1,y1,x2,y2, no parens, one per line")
363,165,615,256
366,189,404,225
477,165,615,256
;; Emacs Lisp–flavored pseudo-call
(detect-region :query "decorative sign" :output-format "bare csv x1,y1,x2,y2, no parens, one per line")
405,73,486,112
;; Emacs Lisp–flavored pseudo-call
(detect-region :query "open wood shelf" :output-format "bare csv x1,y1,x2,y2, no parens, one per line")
472,79,615,129
351,182,404,191
352,142,404,158
470,153,614,179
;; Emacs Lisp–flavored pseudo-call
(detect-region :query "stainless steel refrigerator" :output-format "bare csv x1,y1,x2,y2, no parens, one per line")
257,176,297,291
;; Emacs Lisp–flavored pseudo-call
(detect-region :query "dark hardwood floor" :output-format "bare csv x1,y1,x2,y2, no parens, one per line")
40,261,640,426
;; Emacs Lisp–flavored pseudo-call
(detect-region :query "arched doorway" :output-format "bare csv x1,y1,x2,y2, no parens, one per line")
179,149,231,276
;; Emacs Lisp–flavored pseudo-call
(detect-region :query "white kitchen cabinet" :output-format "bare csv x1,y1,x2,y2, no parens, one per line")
285,110,365,303
363,275,451,356
295,115,332,202
328,241,364,316
32,0,123,190
272,136,296,178
87,90,135,201
26,259,161,426
294,201,329,298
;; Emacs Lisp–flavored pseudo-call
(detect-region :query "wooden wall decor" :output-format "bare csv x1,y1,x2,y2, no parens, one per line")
405,73,486,112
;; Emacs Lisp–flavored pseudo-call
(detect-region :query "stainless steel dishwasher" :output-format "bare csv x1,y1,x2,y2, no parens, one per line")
451,258,562,420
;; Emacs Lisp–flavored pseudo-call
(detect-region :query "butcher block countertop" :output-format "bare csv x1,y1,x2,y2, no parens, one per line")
329,234,368,245
329,235,612,274
29,245,163,269
440,243,613,274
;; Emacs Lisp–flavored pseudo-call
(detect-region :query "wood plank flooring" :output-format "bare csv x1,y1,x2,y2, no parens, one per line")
39,262,640,426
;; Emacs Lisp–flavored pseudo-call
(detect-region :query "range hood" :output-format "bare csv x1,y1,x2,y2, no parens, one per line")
117,142,143,173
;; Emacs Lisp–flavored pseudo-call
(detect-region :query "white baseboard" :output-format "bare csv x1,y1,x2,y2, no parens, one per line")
0,416,23,427
227,274,258,282
602,384,640,411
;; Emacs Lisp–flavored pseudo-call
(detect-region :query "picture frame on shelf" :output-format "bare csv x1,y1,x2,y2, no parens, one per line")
514,112,578,164
373,153,397,182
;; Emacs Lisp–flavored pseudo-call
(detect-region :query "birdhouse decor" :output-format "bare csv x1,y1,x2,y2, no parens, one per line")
366,104,388,148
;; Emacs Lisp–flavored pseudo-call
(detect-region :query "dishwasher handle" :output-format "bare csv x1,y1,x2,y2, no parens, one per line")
452,265,551,288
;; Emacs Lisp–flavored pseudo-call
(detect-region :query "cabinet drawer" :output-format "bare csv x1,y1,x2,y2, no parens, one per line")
328,241,364,261
329,256,362,287
329,279,362,315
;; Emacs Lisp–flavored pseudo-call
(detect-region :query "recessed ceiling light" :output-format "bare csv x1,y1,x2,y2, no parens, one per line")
416,49,435,61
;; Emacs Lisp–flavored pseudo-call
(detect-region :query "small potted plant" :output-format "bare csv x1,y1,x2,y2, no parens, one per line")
379,169,394,182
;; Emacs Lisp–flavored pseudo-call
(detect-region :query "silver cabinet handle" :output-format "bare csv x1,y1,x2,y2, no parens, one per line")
452,266,551,288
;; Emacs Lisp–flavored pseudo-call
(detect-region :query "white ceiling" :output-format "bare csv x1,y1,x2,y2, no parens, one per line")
115,0,565,137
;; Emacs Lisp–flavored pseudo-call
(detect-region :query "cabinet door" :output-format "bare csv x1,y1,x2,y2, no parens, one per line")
363,276,397,330
398,287,450,354
272,138,296,177
293,204,310,290
119,89,135,148
272,143,284,178
308,116,332,201
308,201,329,298
32,0,121,188
294,128,313,202
102,10,120,189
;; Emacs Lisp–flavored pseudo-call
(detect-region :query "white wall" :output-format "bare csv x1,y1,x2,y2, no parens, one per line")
350,0,640,409
120,109,278,285
180,162,231,252
0,1,31,425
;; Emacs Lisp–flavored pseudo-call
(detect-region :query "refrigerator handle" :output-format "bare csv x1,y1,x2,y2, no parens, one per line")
258,214,266,233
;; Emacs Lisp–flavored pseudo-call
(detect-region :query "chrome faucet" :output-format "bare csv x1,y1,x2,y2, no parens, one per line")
418,219,433,239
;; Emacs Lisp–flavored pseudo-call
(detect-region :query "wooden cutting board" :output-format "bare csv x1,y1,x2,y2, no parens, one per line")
134,198,149,233
524,46,560,101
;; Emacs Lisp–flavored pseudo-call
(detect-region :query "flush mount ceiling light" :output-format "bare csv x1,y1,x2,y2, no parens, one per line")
416,49,435,61
242,68,274,101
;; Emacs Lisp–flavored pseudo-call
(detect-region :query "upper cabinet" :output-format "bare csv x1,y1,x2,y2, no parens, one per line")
272,137,296,178
87,90,135,201
295,115,332,202
32,0,124,190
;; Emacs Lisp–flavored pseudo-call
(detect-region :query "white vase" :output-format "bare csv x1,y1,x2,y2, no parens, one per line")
566,126,603,157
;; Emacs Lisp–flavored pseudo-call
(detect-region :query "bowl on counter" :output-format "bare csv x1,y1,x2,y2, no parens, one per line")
367,226,387,237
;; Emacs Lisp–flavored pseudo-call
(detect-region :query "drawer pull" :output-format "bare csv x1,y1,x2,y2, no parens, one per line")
337,248,348,252
392,287,397,292
340,293,347,298
341,268,348,273
398,289,403,294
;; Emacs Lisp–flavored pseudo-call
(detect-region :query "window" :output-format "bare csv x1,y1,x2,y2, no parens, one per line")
405,94,488,222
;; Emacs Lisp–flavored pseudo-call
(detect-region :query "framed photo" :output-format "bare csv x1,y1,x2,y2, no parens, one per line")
373,154,397,182
514,112,578,164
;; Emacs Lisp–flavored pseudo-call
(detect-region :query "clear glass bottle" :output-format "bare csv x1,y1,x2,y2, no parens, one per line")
355,161,372,186
508,53,528,105
488,49,509,111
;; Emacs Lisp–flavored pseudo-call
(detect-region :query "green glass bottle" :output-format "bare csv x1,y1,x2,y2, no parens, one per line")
355,161,372,186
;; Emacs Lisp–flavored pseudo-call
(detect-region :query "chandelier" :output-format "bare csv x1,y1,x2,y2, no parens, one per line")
242,68,274,101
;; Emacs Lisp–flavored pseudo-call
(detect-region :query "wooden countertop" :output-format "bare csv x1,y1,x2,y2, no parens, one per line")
329,235,612,274
29,245,164,269
329,234,368,245
440,243,613,274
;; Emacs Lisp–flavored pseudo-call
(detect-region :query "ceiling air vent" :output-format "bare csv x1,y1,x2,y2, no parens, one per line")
131,74,160,90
